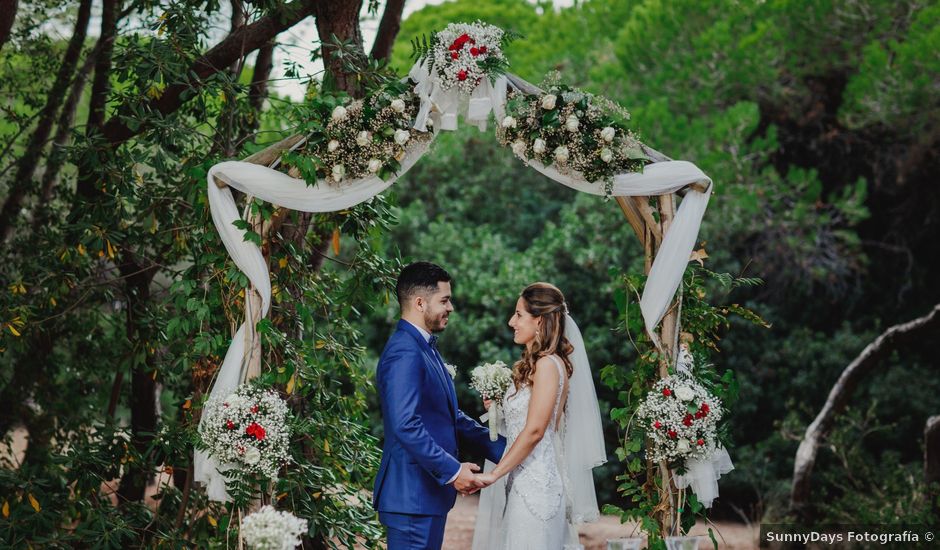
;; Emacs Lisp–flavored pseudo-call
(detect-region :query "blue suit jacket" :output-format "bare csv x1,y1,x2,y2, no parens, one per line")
373,320,506,516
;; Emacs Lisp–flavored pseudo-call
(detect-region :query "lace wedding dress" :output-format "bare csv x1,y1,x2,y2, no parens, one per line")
497,354,570,549
473,314,606,550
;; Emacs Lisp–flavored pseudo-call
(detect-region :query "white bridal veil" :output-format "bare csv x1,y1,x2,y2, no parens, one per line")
472,313,607,548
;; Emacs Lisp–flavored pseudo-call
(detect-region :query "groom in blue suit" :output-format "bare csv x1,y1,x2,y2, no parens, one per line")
373,262,506,550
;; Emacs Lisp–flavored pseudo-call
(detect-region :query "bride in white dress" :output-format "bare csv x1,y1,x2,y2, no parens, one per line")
472,283,607,550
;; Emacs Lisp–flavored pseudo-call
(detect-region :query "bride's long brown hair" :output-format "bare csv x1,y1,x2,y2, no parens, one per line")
512,282,574,388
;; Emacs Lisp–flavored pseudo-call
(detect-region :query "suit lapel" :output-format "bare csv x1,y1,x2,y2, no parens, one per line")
396,321,456,417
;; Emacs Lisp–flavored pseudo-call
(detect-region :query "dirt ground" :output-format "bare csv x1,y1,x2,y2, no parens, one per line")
444,493,759,550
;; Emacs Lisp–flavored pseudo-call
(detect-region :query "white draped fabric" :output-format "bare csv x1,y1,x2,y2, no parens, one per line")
526,160,712,342
195,141,432,501
196,65,715,501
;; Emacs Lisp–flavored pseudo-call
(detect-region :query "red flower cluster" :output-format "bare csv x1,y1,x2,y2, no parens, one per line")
694,402,710,419
662,387,672,397
448,33,488,61
250,404,259,414
245,422,266,441
226,420,235,430
448,33,475,51
683,413,694,427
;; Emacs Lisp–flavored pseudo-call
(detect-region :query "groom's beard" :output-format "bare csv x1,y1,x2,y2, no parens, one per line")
425,310,449,333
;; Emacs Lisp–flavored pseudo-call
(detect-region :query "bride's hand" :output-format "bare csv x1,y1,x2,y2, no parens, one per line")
474,472,498,487
482,397,493,410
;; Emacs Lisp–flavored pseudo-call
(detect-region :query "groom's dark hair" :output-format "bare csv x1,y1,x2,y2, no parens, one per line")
396,262,452,308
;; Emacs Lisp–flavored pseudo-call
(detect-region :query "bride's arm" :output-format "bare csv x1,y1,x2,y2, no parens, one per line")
485,356,560,481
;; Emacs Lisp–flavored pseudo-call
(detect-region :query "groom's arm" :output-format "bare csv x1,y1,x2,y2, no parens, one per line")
378,347,461,486
455,409,506,464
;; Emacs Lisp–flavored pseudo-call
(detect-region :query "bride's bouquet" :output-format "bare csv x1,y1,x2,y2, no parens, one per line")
469,360,513,441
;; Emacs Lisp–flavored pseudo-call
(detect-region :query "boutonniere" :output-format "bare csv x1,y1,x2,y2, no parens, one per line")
444,363,457,379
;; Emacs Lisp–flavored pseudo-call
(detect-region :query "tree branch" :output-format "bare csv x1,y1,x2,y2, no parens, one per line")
790,303,940,517
98,0,315,148
370,0,406,62
0,0,92,241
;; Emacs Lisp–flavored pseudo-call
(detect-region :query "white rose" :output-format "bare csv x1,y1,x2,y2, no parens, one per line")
554,146,569,163
327,139,340,152
511,141,527,157
676,439,691,453
356,130,371,146
601,126,616,142
367,159,382,173
331,164,345,182
501,116,516,129
541,94,557,110
394,129,411,145
244,447,261,465
565,115,579,132
390,98,406,112
675,386,695,401
532,138,546,154
331,105,347,122
600,147,613,163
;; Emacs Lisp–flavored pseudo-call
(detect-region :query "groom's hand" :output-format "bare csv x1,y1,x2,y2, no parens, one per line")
452,462,482,495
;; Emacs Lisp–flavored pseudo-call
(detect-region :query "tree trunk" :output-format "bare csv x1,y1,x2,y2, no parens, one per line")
370,0,406,62
71,0,120,210
233,39,275,148
31,45,98,231
790,304,940,519
0,0,92,242
116,257,161,504
926,415,940,518
213,0,247,157
0,0,17,54
314,0,365,96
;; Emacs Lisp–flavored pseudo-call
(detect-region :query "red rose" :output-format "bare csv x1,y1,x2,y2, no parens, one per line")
683,414,693,426
694,411,705,419
479,45,487,54
697,438,705,446
667,430,677,439
451,51,458,60
457,70,467,81
662,387,672,397
700,403,710,414
226,420,234,430
470,47,479,56
653,421,662,429
245,422,266,441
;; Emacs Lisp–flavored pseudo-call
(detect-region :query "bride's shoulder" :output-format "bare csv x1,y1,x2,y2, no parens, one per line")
533,355,563,376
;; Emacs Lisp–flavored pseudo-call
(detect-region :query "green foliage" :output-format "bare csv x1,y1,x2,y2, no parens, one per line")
602,266,763,543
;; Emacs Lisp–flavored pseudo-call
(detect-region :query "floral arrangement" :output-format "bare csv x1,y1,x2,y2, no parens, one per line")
199,384,292,480
496,83,649,195
241,505,308,550
284,82,432,185
444,363,457,379
411,21,517,94
469,360,513,441
635,373,724,463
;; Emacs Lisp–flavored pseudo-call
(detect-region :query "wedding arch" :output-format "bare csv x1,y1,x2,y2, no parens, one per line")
195,22,720,539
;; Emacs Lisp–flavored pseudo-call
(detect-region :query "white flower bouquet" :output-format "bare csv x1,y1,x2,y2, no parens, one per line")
199,383,292,481
241,505,308,550
497,82,649,195
635,374,724,463
282,82,431,185
411,21,518,94
469,360,513,441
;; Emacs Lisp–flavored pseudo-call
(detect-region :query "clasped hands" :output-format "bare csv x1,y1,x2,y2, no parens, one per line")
453,462,499,496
